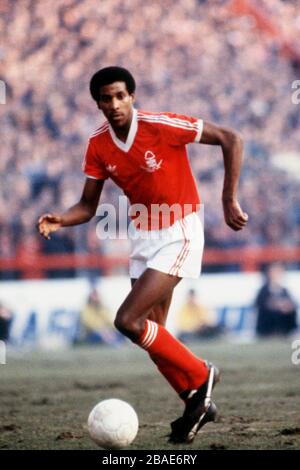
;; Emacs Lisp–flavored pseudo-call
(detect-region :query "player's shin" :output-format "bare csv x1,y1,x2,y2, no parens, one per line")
137,319,209,396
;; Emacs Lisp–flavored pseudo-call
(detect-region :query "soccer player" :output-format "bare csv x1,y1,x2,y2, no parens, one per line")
37,66,248,443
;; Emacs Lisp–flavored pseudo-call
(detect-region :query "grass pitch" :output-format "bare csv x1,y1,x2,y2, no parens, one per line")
0,339,299,450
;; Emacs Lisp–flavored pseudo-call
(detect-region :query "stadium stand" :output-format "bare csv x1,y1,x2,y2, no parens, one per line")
0,0,299,278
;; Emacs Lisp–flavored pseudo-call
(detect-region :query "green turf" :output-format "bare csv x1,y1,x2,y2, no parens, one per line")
0,339,299,450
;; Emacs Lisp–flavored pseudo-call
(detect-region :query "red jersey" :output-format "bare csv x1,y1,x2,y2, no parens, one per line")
82,109,203,229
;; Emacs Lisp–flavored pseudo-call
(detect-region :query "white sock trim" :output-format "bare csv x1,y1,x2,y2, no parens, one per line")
140,320,158,349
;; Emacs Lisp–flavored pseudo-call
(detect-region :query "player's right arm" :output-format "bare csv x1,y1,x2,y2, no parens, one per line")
37,178,104,240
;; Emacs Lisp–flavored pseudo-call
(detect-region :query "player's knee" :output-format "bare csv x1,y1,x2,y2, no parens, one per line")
113,315,127,335
114,312,144,341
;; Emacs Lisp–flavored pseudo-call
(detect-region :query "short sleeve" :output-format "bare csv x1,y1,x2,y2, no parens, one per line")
158,112,203,146
82,138,109,180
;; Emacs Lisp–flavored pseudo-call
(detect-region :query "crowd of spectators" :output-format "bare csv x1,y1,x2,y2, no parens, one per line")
0,0,299,278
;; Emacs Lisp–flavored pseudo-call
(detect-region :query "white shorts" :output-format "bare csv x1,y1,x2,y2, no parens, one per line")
129,211,204,279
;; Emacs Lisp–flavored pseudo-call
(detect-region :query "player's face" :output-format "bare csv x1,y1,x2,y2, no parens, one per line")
98,82,135,129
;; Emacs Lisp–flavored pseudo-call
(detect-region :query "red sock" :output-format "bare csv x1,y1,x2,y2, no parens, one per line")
138,319,208,395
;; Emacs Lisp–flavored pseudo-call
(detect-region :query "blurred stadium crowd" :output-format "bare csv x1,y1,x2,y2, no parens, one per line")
0,0,300,277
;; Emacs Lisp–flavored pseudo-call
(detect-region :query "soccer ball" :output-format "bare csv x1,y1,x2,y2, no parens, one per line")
87,399,139,449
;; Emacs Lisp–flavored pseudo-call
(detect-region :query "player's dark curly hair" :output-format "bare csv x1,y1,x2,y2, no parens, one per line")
89,66,136,102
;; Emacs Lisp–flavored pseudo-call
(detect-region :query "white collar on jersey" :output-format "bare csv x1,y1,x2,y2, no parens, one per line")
108,107,138,153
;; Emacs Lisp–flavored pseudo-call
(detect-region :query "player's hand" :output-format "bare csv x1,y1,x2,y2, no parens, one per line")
37,213,62,240
222,198,248,231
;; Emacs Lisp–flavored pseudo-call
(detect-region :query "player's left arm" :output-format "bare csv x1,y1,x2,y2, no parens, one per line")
199,121,248,231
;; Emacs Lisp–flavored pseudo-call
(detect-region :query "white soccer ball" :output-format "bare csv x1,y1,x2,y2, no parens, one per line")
87,399,139,449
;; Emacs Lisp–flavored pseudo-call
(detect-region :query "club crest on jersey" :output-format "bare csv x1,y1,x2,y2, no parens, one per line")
106,164,118,176
141,151,163,173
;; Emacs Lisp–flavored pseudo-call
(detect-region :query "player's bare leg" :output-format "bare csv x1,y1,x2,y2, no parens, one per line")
116,269,180,341
131,278,174,326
